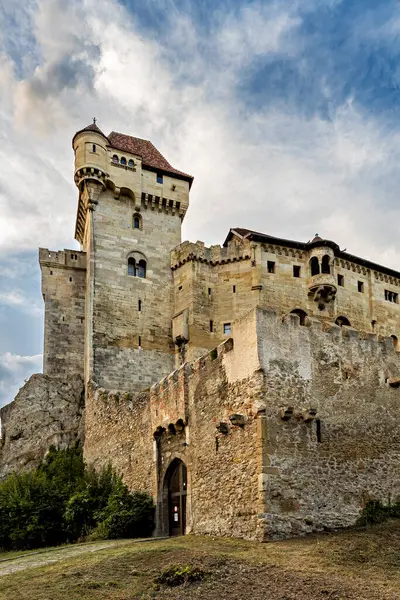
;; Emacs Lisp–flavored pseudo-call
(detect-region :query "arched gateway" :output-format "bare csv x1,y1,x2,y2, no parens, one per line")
165,459,187,536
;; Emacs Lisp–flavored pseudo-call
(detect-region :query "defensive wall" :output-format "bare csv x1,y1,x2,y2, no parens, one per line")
83,306,400,540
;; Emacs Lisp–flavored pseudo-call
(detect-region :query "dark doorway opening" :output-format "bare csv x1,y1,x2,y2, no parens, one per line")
167,459,187,536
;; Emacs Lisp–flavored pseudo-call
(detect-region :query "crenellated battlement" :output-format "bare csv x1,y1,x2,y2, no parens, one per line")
171,240,252,270
39,248,86,271
280,310,398,354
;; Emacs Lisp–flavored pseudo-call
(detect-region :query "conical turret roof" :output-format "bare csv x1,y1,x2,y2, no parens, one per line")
72,122,108,146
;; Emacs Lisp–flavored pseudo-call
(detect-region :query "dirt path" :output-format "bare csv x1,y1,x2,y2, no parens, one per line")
0,540,129,576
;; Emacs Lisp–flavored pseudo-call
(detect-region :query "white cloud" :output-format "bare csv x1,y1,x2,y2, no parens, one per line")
0,0,397,267
0,290,42,316
0,352,42,407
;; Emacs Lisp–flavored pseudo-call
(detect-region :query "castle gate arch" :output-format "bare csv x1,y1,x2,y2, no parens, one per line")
164,458,187,536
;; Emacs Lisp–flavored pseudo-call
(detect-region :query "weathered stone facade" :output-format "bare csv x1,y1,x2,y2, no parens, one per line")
1,122,400,540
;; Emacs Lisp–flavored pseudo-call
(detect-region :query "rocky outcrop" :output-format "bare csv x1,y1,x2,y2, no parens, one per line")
0,374,84,479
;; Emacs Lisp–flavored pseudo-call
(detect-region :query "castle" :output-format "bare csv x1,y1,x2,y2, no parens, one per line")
1,122,400,539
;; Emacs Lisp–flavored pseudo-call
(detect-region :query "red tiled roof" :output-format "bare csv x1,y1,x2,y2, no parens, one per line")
108,131,193,186
72,123,109,145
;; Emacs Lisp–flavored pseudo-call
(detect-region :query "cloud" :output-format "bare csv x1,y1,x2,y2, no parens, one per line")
0,290,42,317
0,353,42,407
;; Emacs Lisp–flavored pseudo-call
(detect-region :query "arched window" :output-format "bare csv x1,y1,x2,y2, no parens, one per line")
128,159,134,168
120,157,127,166
112,154,118,163
127,252,147,278
321,254,331,274
335,316,351,327
310,256,320,276
290,309,308,326
133,213,142,230
138,259,146,278
391,335,399,351
128,257,136,276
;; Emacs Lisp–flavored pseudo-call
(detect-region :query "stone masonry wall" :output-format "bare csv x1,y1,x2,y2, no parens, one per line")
84,333,265,540
82,305,400,541
171,239,400,365
39,248,86,378
254,307,400,538
89,188,179,391
0,374,84,479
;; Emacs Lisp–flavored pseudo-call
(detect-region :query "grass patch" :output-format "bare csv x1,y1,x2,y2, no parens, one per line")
0,523,400,599
155,563,208,587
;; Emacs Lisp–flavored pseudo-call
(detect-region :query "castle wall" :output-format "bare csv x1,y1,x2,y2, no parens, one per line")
83,336,264,541
82,304,400,541
0,374,84,479
172,240,400,363
39,248,86,377
254,308,400,538
89,189,179,390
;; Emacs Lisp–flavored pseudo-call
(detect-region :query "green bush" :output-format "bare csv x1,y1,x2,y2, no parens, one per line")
357,499,400,526
0,445,154,551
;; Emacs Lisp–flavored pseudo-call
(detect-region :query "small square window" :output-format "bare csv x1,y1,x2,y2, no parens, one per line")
337,274,344,287
223,323,232,335
178,285,182,291
293,265,301,278
267,261,275,274
156,174,163,184
358,281,364,293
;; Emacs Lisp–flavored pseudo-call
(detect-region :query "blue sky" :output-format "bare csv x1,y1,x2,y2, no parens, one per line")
1,0,400,405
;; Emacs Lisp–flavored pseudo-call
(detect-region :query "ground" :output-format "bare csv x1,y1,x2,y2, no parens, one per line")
0,522,399,599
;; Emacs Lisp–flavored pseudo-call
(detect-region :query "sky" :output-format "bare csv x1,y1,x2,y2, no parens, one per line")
1,0,400,405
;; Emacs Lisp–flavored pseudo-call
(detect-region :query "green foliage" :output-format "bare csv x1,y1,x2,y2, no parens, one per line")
155,564,208,587
357,499,400,527
0,445,154,551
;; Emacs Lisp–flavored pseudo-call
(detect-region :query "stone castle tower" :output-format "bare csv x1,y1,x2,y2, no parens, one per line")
40,122,193,392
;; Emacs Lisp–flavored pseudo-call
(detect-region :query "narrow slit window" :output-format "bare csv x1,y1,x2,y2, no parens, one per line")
223,323,232,335
210,320,214,332
92,144,96,153
138,299,142,312
310,256,320,276
316,419,322,443
293,265,301,278
233,285,236,293
128,257,136,276
358,281,364,293
138,336,141,347
267,261,275,274
138,259,146,278
69,277,72,282
208,288,211,295
337,274,344,287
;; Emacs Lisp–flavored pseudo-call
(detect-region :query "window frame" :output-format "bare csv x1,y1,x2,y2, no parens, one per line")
223,322,232,335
